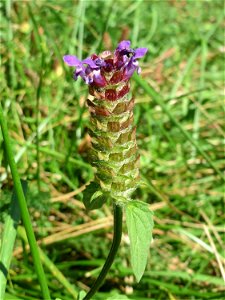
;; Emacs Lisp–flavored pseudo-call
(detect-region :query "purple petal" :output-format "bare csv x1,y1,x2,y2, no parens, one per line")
73,71,78,81
81,72,92,84
82,57,98,69
124,58,139,80
85,75,93,85
116,54,128,69
133,48,148,59
117,40,131,51
74,69,84,81
94,58,106,67
137,66,141,74
93,70,106,87
63,55,82,67
73,64,88,82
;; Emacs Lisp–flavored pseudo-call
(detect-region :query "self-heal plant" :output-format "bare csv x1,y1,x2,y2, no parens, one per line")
64,40,154,300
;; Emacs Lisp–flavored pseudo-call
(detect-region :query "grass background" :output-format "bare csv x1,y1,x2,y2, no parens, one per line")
0,0,224,299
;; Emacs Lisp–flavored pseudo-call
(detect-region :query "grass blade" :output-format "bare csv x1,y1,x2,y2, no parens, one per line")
0,103,51,299
133,73,224,181
0,181,27,299
17,227,79,299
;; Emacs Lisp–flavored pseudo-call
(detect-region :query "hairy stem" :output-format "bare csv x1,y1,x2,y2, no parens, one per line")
0,103,51,300
83,204,123,300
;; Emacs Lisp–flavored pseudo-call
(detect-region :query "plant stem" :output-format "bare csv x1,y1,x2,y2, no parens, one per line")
83,204,123,300
0,103,51,300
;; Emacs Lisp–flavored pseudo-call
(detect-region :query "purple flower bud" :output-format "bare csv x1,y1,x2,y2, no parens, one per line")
82,57,98,69
93,69,107,87
124,58,139,81
94,58,106,67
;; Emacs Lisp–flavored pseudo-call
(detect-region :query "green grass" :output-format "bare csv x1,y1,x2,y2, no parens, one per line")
0,0,224,299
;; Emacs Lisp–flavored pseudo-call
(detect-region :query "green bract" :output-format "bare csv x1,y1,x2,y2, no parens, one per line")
85,89,140,209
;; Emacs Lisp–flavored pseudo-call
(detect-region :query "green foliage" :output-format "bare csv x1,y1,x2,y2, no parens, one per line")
0,181,27,300
125,201,154,282
77,291,86,300
82,182,107,210
106,294,130,299
4,293,22,300
0,190,12,222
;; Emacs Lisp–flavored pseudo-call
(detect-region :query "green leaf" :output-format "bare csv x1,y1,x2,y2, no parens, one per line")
77,290,87,300
4,293,23,300
106,294,130,299
82,182,107,210
125,200,154,282
0,181,27,300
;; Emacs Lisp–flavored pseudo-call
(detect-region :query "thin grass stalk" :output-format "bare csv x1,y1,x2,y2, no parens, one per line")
0,103,51,300
36,53,44,192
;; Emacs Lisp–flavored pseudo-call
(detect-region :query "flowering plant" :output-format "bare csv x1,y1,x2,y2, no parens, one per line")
64,41,153,300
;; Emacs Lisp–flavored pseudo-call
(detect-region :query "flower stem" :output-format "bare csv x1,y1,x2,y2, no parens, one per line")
83,204,123,300
0,103,51,300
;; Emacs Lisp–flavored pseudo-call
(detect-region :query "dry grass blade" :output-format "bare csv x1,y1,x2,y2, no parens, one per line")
203,225,225,282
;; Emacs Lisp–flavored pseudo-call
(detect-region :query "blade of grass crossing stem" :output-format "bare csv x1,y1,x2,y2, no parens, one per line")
96,0,114,53
36,53,45,192
27,3,42,50
4,293,23,300
64,0,86,167
17,227,78,299
6,0,16,89
16,141,92,171
0,103,51,300
133,73,224,181
131,0,143,46
170,47,200,98
0,181,27,299
78,0,85,60
192,40,207,158
145,278,222,298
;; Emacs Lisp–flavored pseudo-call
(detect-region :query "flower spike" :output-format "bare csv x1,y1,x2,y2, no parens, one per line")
63,41,147,207
63,41,153,299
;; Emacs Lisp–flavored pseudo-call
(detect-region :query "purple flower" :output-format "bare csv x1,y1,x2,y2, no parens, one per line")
116,40,134,56
63,41,147,86
117,40,131,50
133,47,148,59
115,41,148,80
63,55,106,87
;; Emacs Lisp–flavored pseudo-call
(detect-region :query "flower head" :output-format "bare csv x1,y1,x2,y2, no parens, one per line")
63,40,147,87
